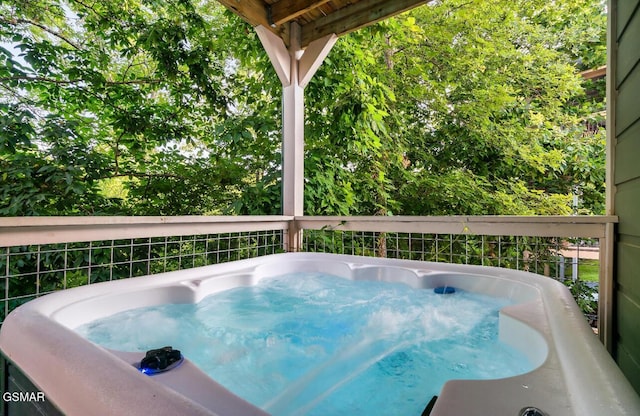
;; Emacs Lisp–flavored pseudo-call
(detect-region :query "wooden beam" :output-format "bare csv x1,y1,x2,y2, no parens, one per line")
217,0,271,28
270,0,332,26
217,0,290,46
581,65,607,80
301,0,431,47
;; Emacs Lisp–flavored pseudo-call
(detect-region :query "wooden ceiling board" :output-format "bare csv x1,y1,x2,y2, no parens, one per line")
218,0,430,47
270,0,332,26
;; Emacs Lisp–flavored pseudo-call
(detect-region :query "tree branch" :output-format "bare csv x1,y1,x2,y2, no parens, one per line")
67,0,108,21
0,75,163,85
100,171,183,180
1,17,82,50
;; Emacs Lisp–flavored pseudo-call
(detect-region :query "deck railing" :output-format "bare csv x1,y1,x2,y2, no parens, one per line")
0,215,617,349
0,216,291,323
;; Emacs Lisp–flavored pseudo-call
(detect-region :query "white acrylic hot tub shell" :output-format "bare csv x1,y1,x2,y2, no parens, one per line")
1,252,639,416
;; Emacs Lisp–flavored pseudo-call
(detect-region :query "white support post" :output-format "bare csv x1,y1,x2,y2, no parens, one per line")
282,23,304,220
256,23,336,251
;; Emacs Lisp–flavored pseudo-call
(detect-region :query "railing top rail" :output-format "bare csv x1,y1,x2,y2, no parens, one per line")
0,215,294,227
295,215,618,224
294,215,617,238
0,215,618,247
0,216,293,247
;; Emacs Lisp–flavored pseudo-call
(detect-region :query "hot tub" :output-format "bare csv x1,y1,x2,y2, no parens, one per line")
1,252,639,415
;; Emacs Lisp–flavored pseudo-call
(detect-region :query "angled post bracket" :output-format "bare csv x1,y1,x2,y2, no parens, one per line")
255,25,291,85
299,33,338,87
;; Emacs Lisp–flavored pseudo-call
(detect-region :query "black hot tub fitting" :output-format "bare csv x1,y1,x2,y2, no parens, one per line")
137,346,183,375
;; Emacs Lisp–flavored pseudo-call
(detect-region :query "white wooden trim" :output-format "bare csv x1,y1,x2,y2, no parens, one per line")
0,215,291,227
294,215,617,223
294,215,618,238
280,22,304,218
299,33,337,87
0,216,293,247
281,81,305,217
256,25,291,85
3,215,616,246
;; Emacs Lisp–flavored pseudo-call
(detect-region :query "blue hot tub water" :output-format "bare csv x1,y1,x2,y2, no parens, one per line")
76,272,534,415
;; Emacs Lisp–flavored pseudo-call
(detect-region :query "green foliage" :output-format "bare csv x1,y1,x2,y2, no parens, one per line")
380,0,605,215
0,145,119,215
0,0,606,218
303,0,605,216
565,278,598,316
0,0,275,215
229,175,281,215
305,32,400,215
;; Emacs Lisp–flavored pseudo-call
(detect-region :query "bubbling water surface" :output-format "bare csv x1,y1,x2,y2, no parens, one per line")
76,272,534,415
